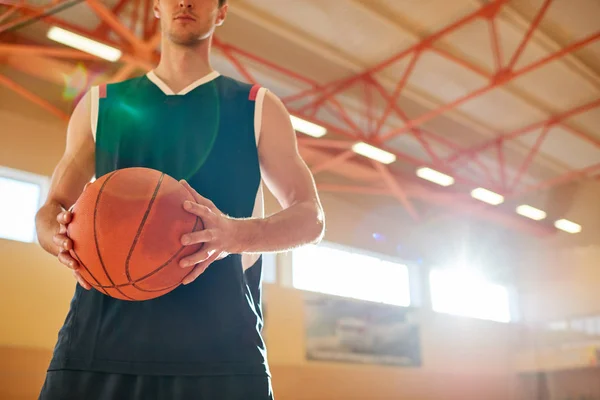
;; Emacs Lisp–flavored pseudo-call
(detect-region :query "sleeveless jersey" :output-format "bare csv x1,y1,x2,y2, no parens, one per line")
47,71,271,377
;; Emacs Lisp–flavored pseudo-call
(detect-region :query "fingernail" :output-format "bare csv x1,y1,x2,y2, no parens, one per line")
181,236,190,245
63,241,68,249
184,201,192,210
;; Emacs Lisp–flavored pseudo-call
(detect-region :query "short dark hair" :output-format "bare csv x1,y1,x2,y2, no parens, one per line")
219,0,226,6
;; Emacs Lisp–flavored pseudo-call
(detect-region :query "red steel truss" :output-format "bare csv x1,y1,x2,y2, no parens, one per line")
1,0,599,235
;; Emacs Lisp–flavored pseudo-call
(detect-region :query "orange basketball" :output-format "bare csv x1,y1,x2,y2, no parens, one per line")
67,167,204,301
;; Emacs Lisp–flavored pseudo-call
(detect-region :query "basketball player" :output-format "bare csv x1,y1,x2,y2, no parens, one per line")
34,0,325,398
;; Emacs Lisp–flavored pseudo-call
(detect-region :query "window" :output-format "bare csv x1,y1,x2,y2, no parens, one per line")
262,252,276,284
0,167,49,243
429,268,512,323
292,243,411,307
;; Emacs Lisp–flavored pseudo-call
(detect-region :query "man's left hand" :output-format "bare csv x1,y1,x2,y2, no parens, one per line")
178,180,242,284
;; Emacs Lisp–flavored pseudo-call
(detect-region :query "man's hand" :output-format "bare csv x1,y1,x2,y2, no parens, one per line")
51,210,92,290
178,180,246,284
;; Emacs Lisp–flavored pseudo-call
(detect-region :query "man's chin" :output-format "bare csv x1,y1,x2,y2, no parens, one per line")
167,28,213,46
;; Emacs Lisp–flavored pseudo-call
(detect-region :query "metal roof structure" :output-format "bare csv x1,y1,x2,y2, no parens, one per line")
1,0,599,237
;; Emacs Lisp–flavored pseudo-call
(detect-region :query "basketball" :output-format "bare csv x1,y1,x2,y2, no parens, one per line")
67,167,204,301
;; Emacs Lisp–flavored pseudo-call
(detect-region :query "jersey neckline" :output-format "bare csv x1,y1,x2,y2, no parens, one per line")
146,70,221,96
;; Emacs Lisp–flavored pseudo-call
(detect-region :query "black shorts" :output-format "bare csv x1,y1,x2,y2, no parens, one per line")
38,370,274,400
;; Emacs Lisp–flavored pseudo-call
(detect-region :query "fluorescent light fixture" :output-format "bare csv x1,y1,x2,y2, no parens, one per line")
554,219,581,234
416,167,455,187
47,26,122,62
471,187,504,205
290,115,327,138
351,142,396,164
516,204,547,221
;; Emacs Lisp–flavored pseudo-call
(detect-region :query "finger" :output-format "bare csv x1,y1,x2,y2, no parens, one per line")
180,180,215,210
58,250,78,270
182,251,220,285
57,211,72,225
181,229,215,246
183,201,217,223
73,270,91,290
180,246,217,268
179,180,203,203
53,234,73,251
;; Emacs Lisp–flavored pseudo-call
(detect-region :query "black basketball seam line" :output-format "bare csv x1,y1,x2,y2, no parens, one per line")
86,173,203,294
124,172,164,288
93,170,134,301
129,216,203,292
87,216,202,292
71,248,109,296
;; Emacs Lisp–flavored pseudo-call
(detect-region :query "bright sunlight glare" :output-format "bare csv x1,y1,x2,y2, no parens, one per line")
430,268,511,323
292,244,411,307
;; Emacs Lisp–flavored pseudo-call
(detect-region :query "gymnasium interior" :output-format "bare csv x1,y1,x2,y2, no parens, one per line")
1,0,600,398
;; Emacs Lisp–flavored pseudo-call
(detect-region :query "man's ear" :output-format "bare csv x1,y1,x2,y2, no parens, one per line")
153,0,160,18
215,4,228,26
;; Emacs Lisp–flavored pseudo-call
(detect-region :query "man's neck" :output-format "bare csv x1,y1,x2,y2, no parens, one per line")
152,38,215,93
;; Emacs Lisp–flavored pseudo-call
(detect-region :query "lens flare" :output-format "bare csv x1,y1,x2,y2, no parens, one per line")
61,63,89,101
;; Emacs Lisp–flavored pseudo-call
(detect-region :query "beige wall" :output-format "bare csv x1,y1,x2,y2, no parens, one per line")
2,79,521,400
517,180,600,322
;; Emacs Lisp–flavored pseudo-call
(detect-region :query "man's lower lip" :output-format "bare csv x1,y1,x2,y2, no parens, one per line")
176,17,195,20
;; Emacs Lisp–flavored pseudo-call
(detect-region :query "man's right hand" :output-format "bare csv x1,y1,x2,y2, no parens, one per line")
52,210,91,290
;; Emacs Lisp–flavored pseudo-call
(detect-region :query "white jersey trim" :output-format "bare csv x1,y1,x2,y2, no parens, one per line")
146,70,221,96
253,87,268,146
90,85,99,142
243,87,269,271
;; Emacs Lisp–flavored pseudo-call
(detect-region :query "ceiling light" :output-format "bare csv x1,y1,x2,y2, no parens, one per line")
471,187,504,205
351,142,396,164
554,219,581,234
290,115,327,138
47,26,122,62
416,167,454,187
516,205,547,221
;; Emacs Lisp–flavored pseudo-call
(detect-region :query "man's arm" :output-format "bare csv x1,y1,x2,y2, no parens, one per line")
235,90,325,253
178,90,325,280
35,90,96,288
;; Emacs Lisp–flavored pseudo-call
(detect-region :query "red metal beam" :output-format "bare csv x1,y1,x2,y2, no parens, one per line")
373,160,420,221
373,51,421,137
488,18,503,72
430,47,491,80
511,162,600,198
447,97,600,163
0,0,78,33
0,0,23,24
0,72,69,121
316,184,391,196
285,0,509,109
496,140,507,191
506,0,553,71
95,0,130,38
311,150,355,175
0,0,588,237
85,0,145,50
510,125,551,191
379,30,600,142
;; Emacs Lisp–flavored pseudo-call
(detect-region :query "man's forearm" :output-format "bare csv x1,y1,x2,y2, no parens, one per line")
233,199,324,254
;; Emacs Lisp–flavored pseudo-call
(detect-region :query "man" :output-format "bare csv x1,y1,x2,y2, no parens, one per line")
35,0,325,398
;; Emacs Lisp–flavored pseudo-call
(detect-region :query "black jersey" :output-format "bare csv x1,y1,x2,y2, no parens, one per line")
47,71,270,377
